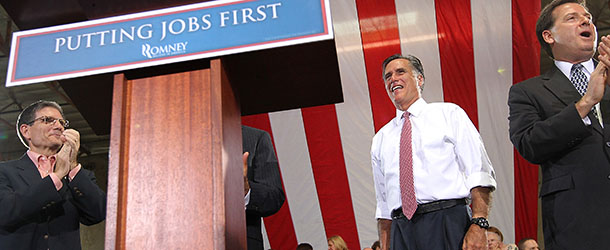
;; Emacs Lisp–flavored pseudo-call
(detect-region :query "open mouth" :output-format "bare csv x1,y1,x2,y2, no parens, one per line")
391,85,403,92
580,31,592,38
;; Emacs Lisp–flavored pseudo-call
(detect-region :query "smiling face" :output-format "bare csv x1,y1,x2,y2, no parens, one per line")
487,231,502,249
383,58,423,111
543,3,596,63
20,107,66,155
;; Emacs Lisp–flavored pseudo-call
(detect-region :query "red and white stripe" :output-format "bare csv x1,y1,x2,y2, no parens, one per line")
242,1,541,249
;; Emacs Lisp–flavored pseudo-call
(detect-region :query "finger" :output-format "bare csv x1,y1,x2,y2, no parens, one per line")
242,152,249,174
599,54,610,69
57,143,71,157
63,129,80,142
64,129,81,149
600,37,610,57
62,132,80,151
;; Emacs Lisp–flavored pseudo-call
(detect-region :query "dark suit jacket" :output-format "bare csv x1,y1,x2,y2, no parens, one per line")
242,125,285,250
508,64,610,250
0,154,106,250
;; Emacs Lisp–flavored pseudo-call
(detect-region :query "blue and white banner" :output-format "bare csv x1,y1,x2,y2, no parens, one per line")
6,0,332,87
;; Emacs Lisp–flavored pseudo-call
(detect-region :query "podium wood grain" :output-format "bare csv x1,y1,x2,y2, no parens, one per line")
106,59,245,249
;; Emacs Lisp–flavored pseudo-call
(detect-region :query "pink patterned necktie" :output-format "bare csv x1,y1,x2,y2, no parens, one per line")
400,112,417,219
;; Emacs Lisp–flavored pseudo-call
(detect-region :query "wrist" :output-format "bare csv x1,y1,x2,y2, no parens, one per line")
577,95,597,108
576,98,595,118
470,217,490,229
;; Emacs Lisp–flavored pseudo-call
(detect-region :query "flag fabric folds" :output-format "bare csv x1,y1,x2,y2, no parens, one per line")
242,1,541,249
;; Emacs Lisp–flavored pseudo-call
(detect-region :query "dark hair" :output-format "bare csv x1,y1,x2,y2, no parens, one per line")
382,54,425,80
536,0,588,58
296,243,313,250
517,238,536,249
486,226,504,242
371,240,380,249
16,100,64,148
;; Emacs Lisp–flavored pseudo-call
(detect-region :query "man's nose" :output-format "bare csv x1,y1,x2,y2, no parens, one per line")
389,73,399,83
51,120,64,130
580,16,592,25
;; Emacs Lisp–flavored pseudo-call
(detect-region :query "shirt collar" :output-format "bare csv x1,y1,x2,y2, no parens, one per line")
26,150,56,164
394,98,426,125
554,59,594,78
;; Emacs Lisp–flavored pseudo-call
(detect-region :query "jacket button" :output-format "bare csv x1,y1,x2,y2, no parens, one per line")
43,234,49,240
607,174,610,180
606,142,610,148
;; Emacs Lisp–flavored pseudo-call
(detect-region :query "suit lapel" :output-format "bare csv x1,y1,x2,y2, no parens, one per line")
542,65,604,135
16,154,44,186
542,65,581,106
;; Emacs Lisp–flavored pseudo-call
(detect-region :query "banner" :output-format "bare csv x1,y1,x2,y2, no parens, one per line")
6,0,332,87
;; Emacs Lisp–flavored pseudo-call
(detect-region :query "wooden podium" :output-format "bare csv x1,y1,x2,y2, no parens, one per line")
104,58,245,249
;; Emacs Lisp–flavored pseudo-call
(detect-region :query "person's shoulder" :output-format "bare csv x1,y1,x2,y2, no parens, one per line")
0,155,28,172
242,125,268,136
375,117,398,136
512,72,547,90
426,102,463,113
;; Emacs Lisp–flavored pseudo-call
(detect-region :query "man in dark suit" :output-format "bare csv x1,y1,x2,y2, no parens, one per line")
242,125,285,250
508,0,610,249
0,100,106,250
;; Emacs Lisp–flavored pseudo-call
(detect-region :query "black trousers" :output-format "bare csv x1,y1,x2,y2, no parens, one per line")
390,205,471,250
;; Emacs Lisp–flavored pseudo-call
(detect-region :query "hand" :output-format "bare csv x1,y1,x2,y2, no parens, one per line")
577,56,607,117
54,139,72,179
62,129,80,170
462,225,488,250
243,152,250,196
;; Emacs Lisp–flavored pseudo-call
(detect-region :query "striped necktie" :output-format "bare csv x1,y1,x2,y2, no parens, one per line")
399,112,417,219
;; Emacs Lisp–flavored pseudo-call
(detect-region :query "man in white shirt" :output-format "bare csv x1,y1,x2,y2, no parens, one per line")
372,54,496,250
508,0,610,249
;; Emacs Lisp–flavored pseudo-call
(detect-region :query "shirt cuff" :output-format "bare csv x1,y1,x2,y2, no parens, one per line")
49,173,63,190
244,189,251,209
465,172,497,191
375,203,392,220
582,116,592,126
68,164,82,181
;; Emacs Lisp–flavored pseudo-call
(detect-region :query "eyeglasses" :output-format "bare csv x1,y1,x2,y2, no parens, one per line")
27,116,70,128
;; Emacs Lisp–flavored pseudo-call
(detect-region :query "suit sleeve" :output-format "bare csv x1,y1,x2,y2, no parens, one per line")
67,168,107,225
246,131,285,217
0,167,63,228
508,83,592,164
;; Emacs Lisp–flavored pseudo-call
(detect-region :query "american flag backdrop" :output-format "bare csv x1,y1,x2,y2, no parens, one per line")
242,0,541,249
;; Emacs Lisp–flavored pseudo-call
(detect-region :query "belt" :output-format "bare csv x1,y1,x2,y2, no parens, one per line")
391,198,467,220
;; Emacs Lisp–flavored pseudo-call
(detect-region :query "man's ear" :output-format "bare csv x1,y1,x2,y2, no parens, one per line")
19,124,30,143
417,74,424,89
542,30,555,44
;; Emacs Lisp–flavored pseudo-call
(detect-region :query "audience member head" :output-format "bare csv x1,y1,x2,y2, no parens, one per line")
328,235,348,250
486,226,504,250
518,238,540,250
297,242,313,250
371,240,380,250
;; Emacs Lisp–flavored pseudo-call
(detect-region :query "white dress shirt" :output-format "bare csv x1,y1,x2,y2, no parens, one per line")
371,98,496,219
